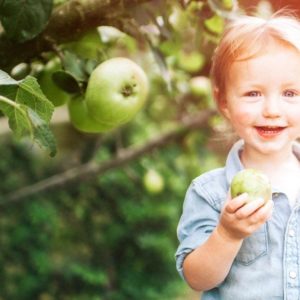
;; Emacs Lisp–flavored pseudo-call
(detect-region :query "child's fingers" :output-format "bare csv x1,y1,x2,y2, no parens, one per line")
235,197,265,219
250,200,274,223
225,193,248,214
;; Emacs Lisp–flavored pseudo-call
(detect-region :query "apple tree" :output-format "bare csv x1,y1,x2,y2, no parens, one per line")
0,0,283,299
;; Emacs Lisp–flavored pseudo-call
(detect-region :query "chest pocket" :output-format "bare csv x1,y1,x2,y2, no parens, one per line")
235,224,268,265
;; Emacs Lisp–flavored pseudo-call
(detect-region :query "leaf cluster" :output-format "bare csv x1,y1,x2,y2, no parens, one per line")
0,0,242,156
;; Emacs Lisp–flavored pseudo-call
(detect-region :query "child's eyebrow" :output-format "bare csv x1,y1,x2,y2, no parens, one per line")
282,79,300,85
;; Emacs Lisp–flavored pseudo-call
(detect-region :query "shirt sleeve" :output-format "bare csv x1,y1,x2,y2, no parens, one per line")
175,181,221,279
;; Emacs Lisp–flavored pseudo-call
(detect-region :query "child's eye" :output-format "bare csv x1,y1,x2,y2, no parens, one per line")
245,91,261,97
283,90,297,97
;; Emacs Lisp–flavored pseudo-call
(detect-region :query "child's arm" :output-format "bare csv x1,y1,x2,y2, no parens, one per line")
182,193,273,291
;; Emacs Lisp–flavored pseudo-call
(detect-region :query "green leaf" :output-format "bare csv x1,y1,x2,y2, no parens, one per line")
0,70,27,135
0,70,19,100
18,76,57,156
0,69,18,84
0,73,56,156
27,108,57,157
0,0,53,42
84,59,98,76
61,51,89,82
0,100,30,138
52,70,81,94
18,76,54,123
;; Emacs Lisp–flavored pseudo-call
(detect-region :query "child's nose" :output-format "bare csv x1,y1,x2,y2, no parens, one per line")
262,97,281,118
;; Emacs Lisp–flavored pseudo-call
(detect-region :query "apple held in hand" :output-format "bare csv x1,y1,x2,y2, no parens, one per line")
68,57,149,133
230,169,272,204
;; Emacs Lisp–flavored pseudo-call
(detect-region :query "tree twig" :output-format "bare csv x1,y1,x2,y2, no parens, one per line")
1,109,216,204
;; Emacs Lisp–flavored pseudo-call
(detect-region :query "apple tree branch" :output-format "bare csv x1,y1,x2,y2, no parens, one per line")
1,109,216,204
0,0,152,70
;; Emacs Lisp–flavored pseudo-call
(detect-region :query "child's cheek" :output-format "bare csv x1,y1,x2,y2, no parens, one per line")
231,109,255,128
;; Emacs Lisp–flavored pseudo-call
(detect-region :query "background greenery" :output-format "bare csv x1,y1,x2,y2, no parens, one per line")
0,0,294,299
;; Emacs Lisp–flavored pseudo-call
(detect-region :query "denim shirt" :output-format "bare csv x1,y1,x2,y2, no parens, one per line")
176,140,300,300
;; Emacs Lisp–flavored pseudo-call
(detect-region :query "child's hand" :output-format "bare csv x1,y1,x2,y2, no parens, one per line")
217,193,274,241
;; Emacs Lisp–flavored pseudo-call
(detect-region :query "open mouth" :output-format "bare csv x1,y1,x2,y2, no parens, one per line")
255,126,286,137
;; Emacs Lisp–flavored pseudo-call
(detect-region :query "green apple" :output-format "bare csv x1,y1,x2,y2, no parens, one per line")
68,57,148,133
230,169,272,204
63,29,103,60
68,95,113,133
177,52,205,73
38,57,70,107
204,15,224,35
189,76,211,97
143,169,165,194
85,57,149,129
222,0,234,10
10,63,30,80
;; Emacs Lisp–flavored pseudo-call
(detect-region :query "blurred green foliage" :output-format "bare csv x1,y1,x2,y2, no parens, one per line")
0,136,221,299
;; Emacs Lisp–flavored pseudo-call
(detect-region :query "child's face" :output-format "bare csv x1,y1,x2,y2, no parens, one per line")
221,41,300,156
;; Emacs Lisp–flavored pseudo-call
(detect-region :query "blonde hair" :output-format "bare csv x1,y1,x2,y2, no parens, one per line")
210,11,300,107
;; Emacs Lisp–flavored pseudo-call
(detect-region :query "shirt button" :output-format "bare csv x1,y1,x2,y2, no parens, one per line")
289,229,296,237
289,271,297,279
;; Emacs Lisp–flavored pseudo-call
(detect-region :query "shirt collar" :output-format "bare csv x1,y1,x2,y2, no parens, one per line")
224,139,300,187
225,139,244,186
292,141,300,161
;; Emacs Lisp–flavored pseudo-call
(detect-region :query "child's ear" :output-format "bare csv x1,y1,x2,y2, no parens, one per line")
214,87,230,120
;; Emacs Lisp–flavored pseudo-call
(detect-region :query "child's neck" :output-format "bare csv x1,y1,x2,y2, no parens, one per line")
240,146,300,188
241,150,298,173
